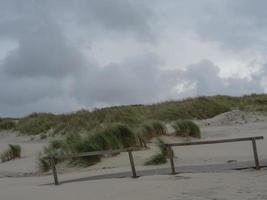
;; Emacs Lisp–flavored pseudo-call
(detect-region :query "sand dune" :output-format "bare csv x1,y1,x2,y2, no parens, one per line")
1,110,267,199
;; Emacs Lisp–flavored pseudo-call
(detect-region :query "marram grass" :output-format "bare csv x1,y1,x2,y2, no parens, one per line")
6,94,267,136
172,120,201,138
144,138,170,165
0,144,21,162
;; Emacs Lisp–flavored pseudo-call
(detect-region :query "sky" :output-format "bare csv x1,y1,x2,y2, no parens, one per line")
0,0,267,117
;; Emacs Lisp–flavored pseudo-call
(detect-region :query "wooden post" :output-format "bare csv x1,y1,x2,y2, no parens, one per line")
128,150,137,178
143,139,147,148
138,136,147,148
138,136,143,147
50,157,59,185
168,146,176,174
251,138,260,170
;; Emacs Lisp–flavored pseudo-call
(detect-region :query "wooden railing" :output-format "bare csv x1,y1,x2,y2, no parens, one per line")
45,136,264,185
44,147,146,185
165,136,264,174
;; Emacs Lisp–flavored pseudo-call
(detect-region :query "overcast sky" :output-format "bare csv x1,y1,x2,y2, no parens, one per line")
0,0,267,117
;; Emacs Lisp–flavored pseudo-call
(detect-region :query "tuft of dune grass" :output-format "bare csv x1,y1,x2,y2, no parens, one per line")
37,153,50,172
144,138,170,165
37,123,138,169
0,144,21,162
172,120,201,138
138,120,166,141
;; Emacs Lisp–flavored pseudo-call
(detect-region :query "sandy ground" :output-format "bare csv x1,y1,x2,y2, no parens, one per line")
1,170,267,200
0,132,47,177
0,110,267,199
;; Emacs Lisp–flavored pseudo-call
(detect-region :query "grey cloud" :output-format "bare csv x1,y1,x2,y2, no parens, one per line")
71,53,180,106
181,60,265,96
0,0,266,117
0,96,80,117
82,0,153,37
0,0,155,116
3,24,85,78
159,0,267,50
37,0,154,40
0,1,86,78
0,0,154,79
0,75,66,106
193,0,267,49
183,60,226,96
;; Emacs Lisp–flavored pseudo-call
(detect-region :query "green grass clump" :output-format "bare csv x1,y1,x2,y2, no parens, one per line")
63,124,136,166
37,153,50,172
89,123,137,150
1,144,21,162
172,120,201,138
38,123,137,169
144,138,169,165
43,140,66,161
144,153,167,165
138,120,166,141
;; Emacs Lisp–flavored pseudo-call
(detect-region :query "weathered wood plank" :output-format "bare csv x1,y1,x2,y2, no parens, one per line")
43,147,146,160
166,136,264,174
128,150,137,178
168,146,176,174
45,147,146,184
166,136,264,147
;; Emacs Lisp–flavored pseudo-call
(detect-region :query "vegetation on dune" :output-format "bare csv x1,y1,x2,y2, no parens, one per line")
145,138,170,165
172,120,201,138
0,118,16,131
15,113,58,135
148,96,229,121
0,144,21,162
1,94,267,137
